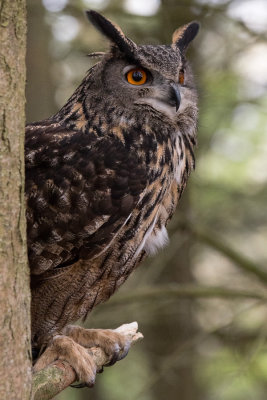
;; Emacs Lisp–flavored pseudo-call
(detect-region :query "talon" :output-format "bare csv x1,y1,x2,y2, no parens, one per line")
71,383,87,389
106,351,120,366
118,340,130,360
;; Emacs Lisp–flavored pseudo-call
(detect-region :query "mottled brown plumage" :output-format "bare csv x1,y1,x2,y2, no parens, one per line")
27,11,199,384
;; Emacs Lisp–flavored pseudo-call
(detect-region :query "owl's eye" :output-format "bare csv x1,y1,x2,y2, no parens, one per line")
179,69,185,85
126,68,147,85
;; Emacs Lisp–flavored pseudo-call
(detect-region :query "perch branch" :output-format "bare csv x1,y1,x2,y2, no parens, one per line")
32,322,143,400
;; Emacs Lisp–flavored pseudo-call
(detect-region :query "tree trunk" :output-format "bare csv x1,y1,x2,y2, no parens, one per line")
0,1,31,399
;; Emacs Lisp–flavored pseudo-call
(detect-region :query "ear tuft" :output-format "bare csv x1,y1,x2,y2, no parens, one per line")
86,10,137,60
172,22,200,52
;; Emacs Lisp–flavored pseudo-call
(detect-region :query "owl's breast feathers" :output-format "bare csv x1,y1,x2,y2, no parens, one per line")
26,118,194,340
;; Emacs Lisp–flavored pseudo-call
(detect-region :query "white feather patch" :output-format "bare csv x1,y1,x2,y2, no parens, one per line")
136,98,177,120
144,225,169,256
174,134,185,184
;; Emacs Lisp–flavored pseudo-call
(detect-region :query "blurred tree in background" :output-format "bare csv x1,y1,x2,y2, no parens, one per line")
26,0,267,399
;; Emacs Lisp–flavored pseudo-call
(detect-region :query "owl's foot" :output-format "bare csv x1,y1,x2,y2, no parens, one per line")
33,326,132,386
33,335,97,387
63,325,131,366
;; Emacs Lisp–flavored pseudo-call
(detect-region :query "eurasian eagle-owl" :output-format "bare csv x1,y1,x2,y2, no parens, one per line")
27,11,199,385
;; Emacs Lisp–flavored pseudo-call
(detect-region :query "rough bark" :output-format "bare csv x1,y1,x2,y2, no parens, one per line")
0,1,31,399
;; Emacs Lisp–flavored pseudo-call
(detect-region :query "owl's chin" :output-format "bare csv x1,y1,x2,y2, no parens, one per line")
135,98,178,121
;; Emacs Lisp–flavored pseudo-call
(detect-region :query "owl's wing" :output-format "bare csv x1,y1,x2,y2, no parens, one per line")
26,122,147,275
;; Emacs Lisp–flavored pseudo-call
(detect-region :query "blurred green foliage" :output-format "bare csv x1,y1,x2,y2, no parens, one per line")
26,0,267,399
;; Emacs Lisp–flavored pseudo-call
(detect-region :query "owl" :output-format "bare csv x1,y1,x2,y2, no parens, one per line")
26,11,199,385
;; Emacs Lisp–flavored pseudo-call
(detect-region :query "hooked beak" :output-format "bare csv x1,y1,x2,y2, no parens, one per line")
170,83,181,112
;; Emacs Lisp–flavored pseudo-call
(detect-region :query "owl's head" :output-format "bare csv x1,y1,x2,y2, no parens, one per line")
85,11,199,123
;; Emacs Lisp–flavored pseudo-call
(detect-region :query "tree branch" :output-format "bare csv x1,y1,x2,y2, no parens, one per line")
103,284,266,308
32,322,143,400
180,222,267,284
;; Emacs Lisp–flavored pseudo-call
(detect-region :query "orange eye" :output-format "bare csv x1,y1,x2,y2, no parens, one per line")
179,69,185,85
126,68,147,85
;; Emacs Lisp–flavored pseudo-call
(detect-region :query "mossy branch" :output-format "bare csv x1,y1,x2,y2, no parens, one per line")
32,322,143,400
